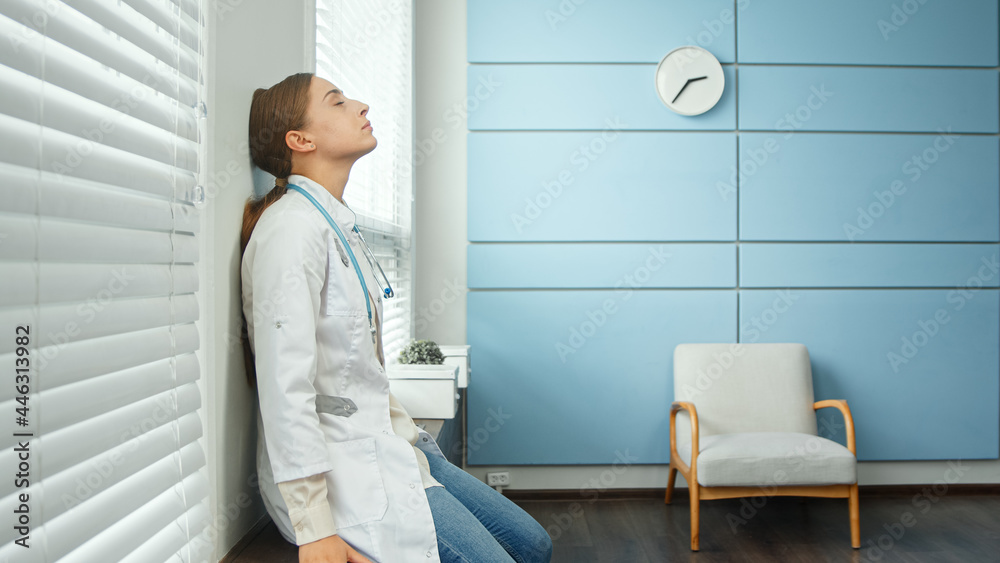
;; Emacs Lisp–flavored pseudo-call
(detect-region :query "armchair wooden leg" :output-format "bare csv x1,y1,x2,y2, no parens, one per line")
689,480,700,551
665,465,678,504
849,483,860,549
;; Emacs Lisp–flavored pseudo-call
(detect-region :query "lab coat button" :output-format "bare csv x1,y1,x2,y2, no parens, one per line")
426,551,432,557
409,482,416,489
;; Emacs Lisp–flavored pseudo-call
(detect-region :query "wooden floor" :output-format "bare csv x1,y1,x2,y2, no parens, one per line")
229,491,1000,562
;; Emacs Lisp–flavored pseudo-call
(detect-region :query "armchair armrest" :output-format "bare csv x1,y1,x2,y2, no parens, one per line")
814,399,857,456
670,401,700,470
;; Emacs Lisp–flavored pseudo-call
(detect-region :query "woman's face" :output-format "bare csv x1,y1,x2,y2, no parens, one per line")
296,76,377,161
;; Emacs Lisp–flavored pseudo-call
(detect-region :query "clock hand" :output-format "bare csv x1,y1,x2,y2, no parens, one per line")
672,79,692,103
671,76,709,104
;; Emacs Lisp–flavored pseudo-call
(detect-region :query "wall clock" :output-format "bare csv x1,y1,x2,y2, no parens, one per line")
654,46,725,116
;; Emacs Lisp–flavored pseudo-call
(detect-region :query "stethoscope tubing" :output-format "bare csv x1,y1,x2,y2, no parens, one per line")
286,183,394,335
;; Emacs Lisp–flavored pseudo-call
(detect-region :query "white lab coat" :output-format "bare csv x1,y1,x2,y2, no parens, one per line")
241,174,445,562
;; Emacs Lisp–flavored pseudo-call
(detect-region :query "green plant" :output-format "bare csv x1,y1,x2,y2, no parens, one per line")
398,339,445,365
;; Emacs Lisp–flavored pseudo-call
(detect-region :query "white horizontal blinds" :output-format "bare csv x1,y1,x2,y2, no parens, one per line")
316,0,415,363
0,0,210,561
367,229,412,364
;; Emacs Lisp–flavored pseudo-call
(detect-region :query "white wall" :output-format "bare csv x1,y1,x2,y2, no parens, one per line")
411,0,1000,490
207,0,316,559
412,2,470,346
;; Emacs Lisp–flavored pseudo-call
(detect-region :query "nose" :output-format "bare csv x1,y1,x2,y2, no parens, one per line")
360,103,369,116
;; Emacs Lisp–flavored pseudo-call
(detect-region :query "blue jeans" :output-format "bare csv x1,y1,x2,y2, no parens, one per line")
424,452,553,563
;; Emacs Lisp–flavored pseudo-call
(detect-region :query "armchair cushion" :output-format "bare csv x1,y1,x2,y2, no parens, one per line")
677,431,857,487
672,344,820,448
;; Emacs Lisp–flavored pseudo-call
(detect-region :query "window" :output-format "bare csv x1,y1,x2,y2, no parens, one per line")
0,0,210,560
315,0,414,364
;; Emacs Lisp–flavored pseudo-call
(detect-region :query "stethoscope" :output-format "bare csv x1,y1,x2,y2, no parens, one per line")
286,183,394,339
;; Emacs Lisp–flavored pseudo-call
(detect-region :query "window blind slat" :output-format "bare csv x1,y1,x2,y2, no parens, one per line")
119,500,212,563
33,219,198,264
40,407,203,522
43,383,201,478
171,0,202,23
0,260,198,308
65,0,201,81
0,65,199,172
0,114,198,199
0,163,38,214
40,263,197,303
0,262,37,306
0,216,197,264
0,166,163,229
38,294,199,348
40,323,200,391
43,263,197,303
0,346,200,462
40,219,191,263
0,14,198,142
40,177,182,231
0,0,199,106
42,436,205,562
0,322,199,402
40,353,199,435
121,0,202,53
0,401,202,547
62,471,209,563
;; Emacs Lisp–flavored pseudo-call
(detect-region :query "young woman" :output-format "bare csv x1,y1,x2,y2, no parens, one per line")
239,72,553,563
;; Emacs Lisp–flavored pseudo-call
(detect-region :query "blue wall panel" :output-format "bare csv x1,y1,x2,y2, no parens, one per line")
467,2,1000,464
738,0,998,66
740,244,1000,288
738,67,998,133
738,133,999,241
467,65,736,131
469,243,735,288
469,0,736,63
467,290,737,465
739,289,999,460
468,132,736,241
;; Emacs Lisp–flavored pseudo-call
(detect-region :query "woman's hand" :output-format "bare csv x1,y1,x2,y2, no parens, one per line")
299,534,372,563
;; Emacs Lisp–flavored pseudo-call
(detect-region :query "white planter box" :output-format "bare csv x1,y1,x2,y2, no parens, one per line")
386,364,459,419
438,345,471,389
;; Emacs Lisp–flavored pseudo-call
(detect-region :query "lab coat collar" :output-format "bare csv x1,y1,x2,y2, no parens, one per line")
286,173,357,232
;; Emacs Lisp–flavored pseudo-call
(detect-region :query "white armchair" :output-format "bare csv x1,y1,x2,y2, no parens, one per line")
665,343,860,551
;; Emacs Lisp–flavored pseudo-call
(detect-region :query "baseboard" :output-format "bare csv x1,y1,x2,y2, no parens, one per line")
854,483,1000,496
500,483,1000,502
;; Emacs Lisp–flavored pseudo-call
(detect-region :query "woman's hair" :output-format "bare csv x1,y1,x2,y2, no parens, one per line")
239,71,314,388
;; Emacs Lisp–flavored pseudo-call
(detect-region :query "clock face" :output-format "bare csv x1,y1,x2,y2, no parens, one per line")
654,46,725,116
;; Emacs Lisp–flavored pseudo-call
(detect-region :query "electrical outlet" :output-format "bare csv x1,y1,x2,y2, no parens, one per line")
486,471,510,487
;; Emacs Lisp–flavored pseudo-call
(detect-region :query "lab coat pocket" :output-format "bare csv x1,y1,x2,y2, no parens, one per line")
324,437,389,527
323,243,364,317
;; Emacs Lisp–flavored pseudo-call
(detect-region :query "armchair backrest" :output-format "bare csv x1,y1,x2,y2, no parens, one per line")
672,343,818,449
